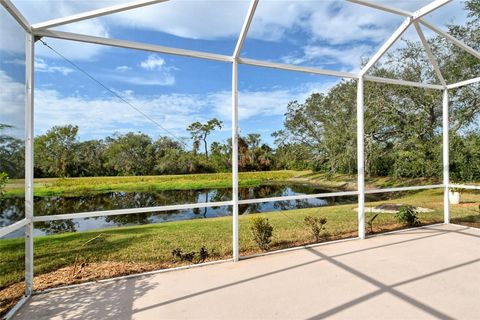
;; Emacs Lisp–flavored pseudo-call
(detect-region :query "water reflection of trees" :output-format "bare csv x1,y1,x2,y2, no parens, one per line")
35,220,77,234
0,197,25,227
104,213,150,225
4,184,364,234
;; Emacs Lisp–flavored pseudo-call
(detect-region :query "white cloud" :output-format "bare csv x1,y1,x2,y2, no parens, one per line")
106,0,248,40
115,65,131,72
33,88,208,140
140,54,166,71
0,7,26,54
35,58,75,76
8,0,468,68
0,70,25,139
1,76,336,141
282,45,374,73
34,21,109,61
1,60,340,143
105,74,175,86
12,0,466,44
5,59,25,66
104,54,176,86
212,81,339,121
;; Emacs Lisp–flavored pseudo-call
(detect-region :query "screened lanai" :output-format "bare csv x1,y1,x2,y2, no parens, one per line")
0,0,479,319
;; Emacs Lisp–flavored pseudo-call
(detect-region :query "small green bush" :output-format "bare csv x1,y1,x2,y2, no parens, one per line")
395,206,420,227
249,216,273,251
304,216,327,242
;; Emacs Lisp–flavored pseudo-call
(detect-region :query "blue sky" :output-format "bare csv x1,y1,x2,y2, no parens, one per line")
0,0,469,147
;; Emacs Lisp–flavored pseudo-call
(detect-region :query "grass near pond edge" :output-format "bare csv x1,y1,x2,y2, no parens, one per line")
4,170,446,197
5,171,303,197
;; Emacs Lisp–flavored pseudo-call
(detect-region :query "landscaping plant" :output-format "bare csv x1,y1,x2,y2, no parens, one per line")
171,246,213,264
249,216,274,251
304,215,328,242
395,206,420,227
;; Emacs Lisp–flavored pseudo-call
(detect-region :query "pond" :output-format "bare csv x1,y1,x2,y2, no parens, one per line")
1,183,365,237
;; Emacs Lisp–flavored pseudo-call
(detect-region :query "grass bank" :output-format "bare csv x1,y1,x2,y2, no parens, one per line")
4,170,444,197
5,171,303,197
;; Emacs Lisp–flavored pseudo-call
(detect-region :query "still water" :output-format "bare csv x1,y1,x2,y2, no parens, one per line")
1,184,360,237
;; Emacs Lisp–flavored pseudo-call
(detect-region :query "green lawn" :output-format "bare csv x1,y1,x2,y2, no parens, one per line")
3,188,478,293
5,171,304,197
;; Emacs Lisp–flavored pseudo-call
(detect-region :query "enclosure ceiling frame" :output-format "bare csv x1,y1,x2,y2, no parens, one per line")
347,0,480,74
447,77,480,89
362,75,444,90
233,0,258,59
414,22,446,86
1,1,480,317
238,57,358,79
30,0,169,31
359,0,451,77
346,0,412,17
411,0,452,21
0,0,30,31
33,29,445,90
359,17,412,76
420,20,480,60
34,29,234,63
20,0,479,85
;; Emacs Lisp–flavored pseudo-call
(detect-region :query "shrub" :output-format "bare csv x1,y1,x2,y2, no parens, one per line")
172,248,196,262
172,246,213,264
304,216,327,242
249,216,273,251
395,206,420,227
198,246,210,263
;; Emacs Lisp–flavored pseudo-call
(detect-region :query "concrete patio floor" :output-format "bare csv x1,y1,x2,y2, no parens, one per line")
13,224,480,319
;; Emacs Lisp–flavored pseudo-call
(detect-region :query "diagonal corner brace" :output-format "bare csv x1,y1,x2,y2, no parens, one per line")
233,0,259,59
411,0,452,21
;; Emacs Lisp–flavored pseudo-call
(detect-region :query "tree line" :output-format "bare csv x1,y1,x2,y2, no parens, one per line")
29,124,278,178
0,0,479,182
